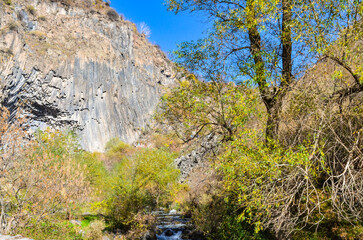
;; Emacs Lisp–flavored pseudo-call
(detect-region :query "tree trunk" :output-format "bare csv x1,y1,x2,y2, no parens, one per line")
246,0,292,142
265,105,281,141
264,0,292,142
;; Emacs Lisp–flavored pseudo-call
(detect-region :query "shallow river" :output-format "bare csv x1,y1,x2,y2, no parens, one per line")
153,210,192,240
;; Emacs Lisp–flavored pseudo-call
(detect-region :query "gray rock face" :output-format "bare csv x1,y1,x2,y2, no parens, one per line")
174,134,219,181
0,0,176,151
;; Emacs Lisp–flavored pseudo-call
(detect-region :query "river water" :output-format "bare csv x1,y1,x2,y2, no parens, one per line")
153,210,192,240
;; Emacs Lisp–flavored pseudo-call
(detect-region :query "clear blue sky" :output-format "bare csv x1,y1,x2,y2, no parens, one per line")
110,0,209,55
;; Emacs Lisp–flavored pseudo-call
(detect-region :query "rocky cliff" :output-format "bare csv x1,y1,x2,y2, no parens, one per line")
0,0,176,151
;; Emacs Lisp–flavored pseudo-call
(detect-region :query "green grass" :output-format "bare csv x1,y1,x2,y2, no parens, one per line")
19,220,83,240
81,215,100,228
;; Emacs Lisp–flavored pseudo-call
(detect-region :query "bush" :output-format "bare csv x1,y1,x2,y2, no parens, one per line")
107,148,180,229
84,220,105,240
106,9,119,21
3,0,11,5
7,21,19,31
104,138,133,170
150,133,182,152
38,15,46,21
31,30,46,40
105,137,131,154
26,5,36,15
50,0,72,6
0,115,90,234
19,220,83,240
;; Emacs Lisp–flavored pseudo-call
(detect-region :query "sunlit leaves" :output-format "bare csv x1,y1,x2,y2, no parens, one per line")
158,76,261,143
107,147,180,227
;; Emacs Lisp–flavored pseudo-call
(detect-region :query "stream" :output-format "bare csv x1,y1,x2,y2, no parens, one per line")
152,210,192,240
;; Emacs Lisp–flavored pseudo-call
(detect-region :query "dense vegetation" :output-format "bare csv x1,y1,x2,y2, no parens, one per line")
0,0,361,239
0,107,182,239
157,0,362,239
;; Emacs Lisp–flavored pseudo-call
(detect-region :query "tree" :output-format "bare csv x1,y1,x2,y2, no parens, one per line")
107,147,180,229
139,22,151,38
158,76,261,144
166,0,362,141
0,111,90,234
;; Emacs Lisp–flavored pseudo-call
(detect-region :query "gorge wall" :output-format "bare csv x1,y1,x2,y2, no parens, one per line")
0,0,176,151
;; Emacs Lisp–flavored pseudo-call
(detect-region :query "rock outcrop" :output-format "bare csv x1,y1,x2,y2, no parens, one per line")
0,0,176,151
174,134,220,181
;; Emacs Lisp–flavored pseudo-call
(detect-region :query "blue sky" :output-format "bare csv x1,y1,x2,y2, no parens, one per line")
110,0,209,55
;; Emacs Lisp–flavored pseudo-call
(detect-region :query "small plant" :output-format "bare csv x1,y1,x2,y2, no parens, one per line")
31,30,46,40
84,220,105,240
16,11,24,21
105,137,131,154
138,22,151,38
107,148,180,225
0,48,13,56
119,13,125,21
7,21,19,31
3,0,11,5
106,9,119,21
26,5,36,15
38,15,46,21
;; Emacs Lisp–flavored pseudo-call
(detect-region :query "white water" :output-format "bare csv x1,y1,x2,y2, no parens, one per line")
153,210,191,240
156,230,183,240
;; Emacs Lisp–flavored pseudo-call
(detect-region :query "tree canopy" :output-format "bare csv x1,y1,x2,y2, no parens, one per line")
166,0,363,140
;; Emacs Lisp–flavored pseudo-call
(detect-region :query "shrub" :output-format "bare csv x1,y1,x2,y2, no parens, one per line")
105,137,131,154
84,220,105,240
119,13,125,21
19,220,83,240
26,5,35,15
107,148,180,229
31,30,46,40
7,21,19,31
150,133,182,152
3,0,11,5
138,22,151,38
50,0,72,6
104,138,133,170
38,15,46,21
0,119,90,234
106,9,119,21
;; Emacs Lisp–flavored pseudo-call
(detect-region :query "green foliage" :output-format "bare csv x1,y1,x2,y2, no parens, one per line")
219,131,323,233
76,151,109,196
84,219,106,240
105,137,131,155
191,190,272,240
217,214,272,240
3,0,11,5
166,0,362,143
107,148,180,229
159,70,362,239
0,125,91,235
158,77,261,143
19,220,83,240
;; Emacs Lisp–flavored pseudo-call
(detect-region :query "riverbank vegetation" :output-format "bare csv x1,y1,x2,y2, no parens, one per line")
0,0,362,239
0,108,182,239
158,0,362,239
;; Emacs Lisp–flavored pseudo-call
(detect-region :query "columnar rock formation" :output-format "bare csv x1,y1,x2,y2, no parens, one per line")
0,0,176,151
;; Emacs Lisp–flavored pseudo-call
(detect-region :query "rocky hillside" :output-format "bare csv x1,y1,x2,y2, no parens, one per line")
0,0,176,151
